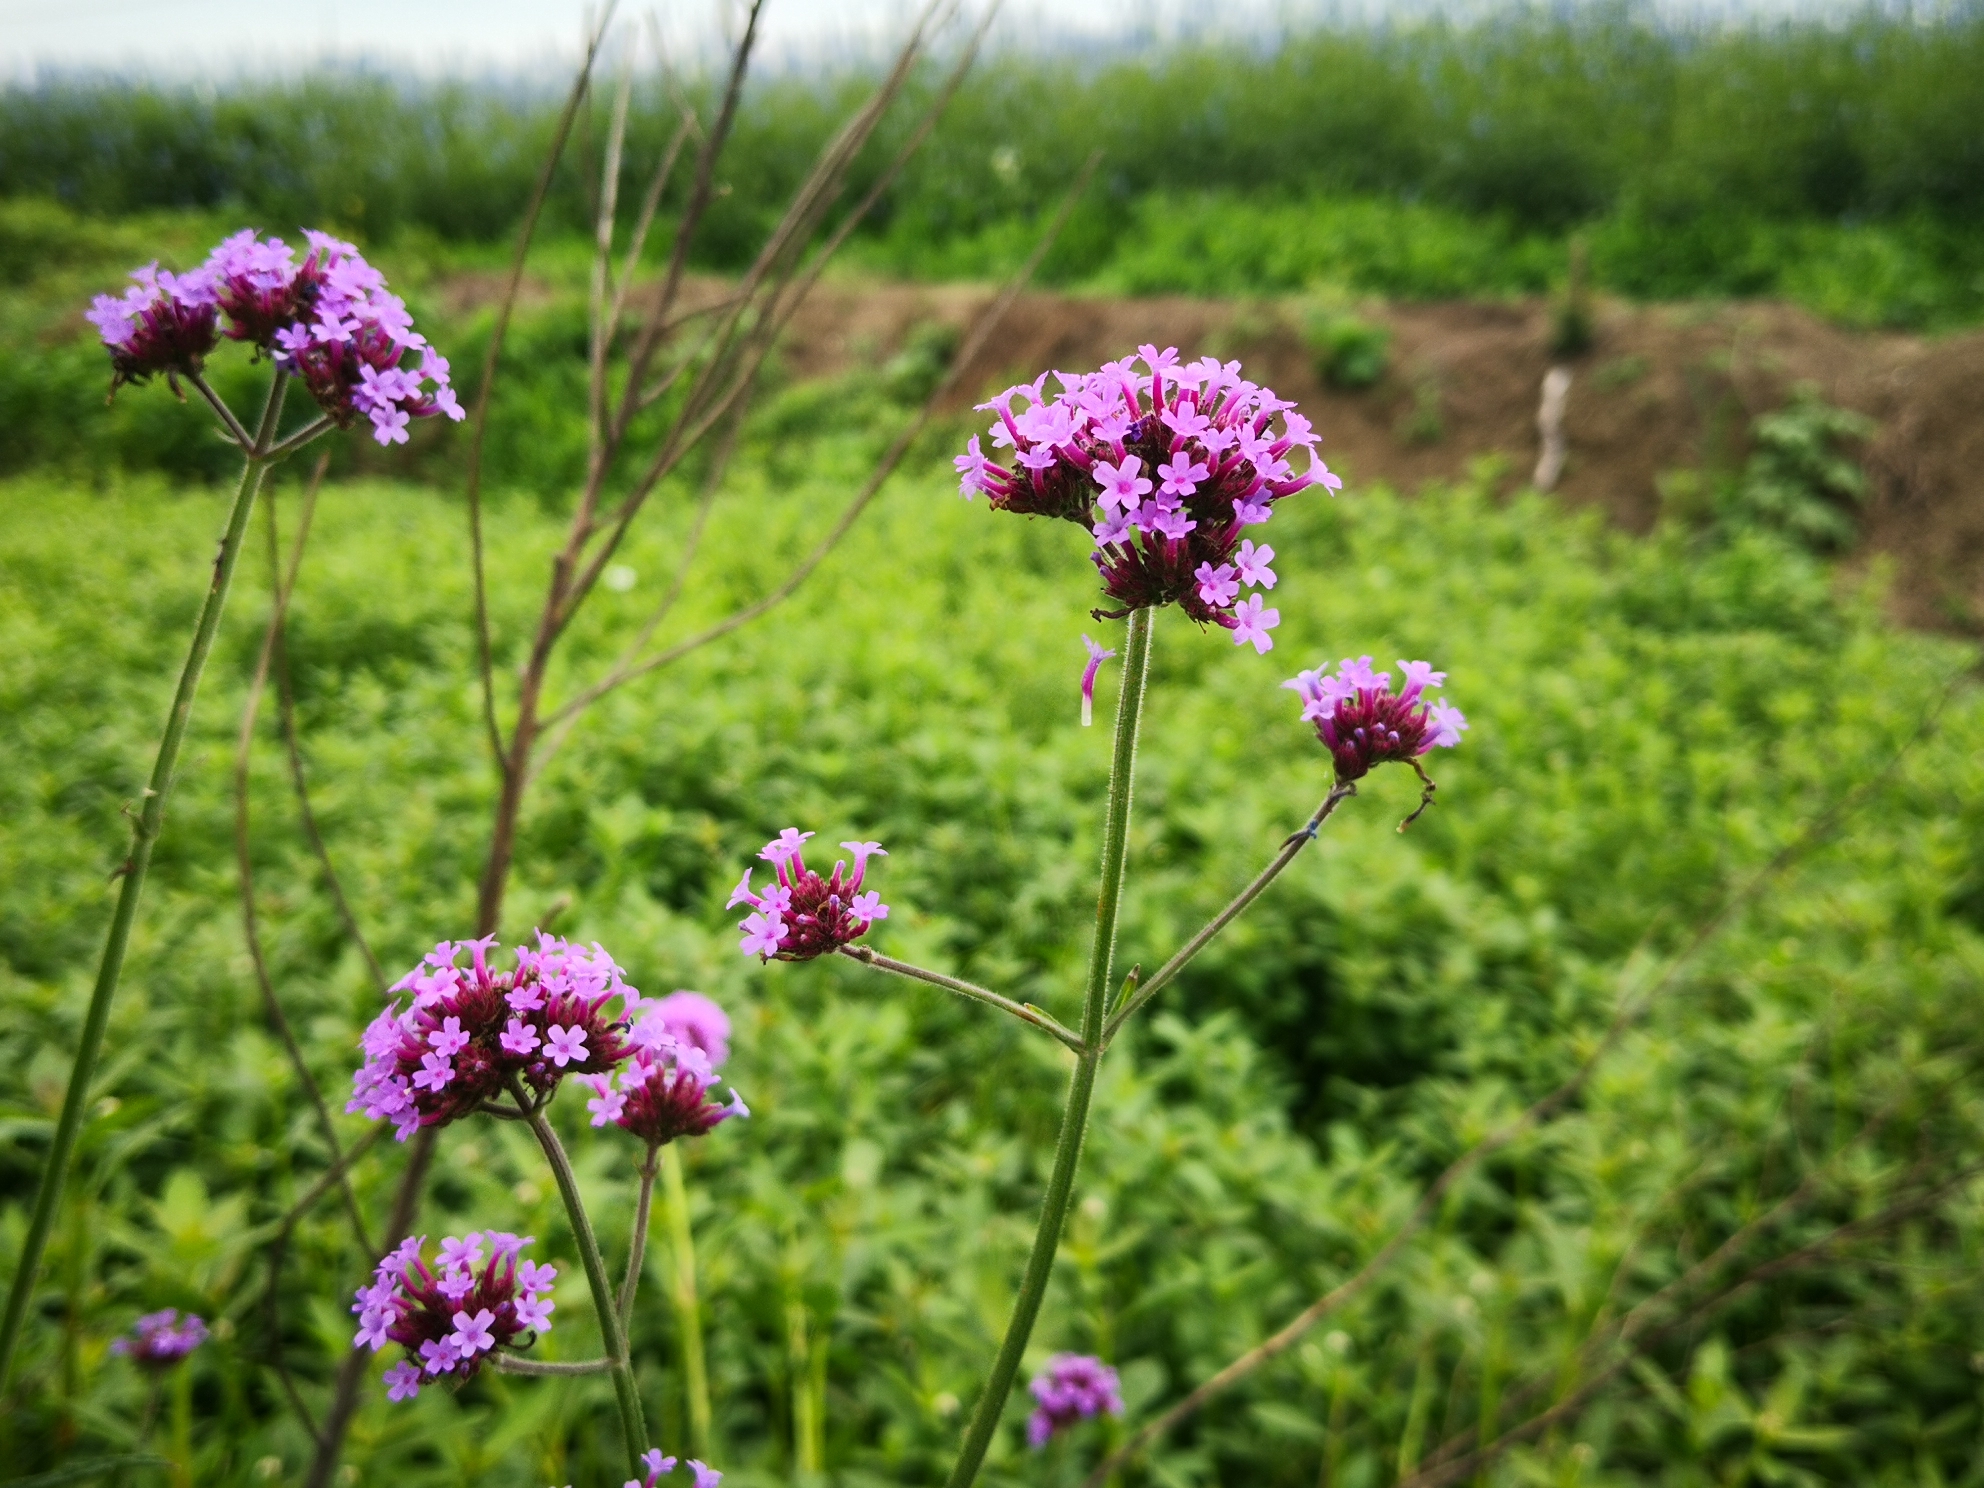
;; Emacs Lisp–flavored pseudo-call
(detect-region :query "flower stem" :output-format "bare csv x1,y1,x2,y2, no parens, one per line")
837,945,1084,1051
1103,782,1355,1044
514,1081,650,1479
618,1145,661,1327
943,605,1153,1488
661,1140,713,1460
0,371,286,1393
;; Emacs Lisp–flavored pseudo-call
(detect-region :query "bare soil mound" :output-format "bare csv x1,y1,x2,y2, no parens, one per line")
768,279,1984,634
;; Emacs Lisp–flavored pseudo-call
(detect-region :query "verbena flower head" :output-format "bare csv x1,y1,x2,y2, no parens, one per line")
347,934,638,1140
109,1308,208,1368
353,1230,555,1398
207,229,462,445
729,831,888,962
1284,656,1468,783
648,990,731,1067
1026,1353,1124,1448
955,347,1338,653
616,1453,723,1488
583,1021,748,1147
87,229,462,446
86,264,219,395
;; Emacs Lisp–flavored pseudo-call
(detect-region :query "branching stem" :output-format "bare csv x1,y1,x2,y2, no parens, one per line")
1105,783,1355,1044
839,946,1085,1051
511,1078,649,1478
944,606,1153,1488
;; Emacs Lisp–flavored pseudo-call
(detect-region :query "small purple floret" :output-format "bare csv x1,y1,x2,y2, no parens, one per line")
109,1308,208,1369
1026,1353,1124,1448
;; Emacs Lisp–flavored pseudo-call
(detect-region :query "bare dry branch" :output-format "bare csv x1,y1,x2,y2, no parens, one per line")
544,148,1100,730
463,3,620,771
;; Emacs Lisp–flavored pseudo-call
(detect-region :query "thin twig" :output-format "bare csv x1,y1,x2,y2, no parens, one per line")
839,946,1085,1051
1105,782,1353,1044
572,0,967,615
187,371,256,449
544,149,1101,730
233,456,372,1255
491,1354,617,1376
618,1145,660,1326
614,0,765,434
304,1134,435,1488
1081,690,1952,1488
604,107,700,357
525,395,747,778
261,415,335,464
588,56,636,479
463,5,619,771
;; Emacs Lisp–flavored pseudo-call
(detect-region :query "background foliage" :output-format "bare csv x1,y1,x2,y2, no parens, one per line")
6,8,1984,1483
5,4,1984,326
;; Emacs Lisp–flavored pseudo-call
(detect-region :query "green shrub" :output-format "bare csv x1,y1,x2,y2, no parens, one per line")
1303,306,1391,390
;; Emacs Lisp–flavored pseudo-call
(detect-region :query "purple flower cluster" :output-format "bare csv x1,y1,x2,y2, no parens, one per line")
109,1308,208,1368
352,1231,556,1400
1026,1353,1124,1448
86,229,461,446
85,266,219,395
348,934,638,1140
1284,657,1468,782
955,346,1337,653
581,1009,748,1148
729,830,889,961
608,1451,722,1488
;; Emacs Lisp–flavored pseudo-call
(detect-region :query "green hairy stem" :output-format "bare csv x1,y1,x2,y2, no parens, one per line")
0,372,290,1392
515,1082,651,1478
943,605,1154,1488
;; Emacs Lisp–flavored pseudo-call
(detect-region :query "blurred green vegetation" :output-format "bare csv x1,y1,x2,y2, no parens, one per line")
2,340,1983,1482
5,4,1984,326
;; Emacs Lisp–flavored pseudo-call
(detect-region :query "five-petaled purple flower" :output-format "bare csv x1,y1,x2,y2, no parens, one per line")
730,831,889,962
954,348,1334,651
347,934,638,1140
110,1309,209,1369
352,1231,556,1398
87,229,462,447
1026,1353,1124,1448
1284,656,1468,784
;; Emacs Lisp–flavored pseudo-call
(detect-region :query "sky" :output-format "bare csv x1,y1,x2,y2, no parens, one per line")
0,0,1906,80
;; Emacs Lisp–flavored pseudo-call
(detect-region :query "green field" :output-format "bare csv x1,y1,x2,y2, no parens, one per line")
4,362,1984,1481
8,8,1984,1483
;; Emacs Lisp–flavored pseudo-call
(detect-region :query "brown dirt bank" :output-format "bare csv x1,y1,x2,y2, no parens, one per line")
445,270,1984,631
774,279,1984,634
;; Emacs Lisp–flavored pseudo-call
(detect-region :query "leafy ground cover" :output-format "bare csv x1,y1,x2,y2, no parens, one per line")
3,372,1983,1483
